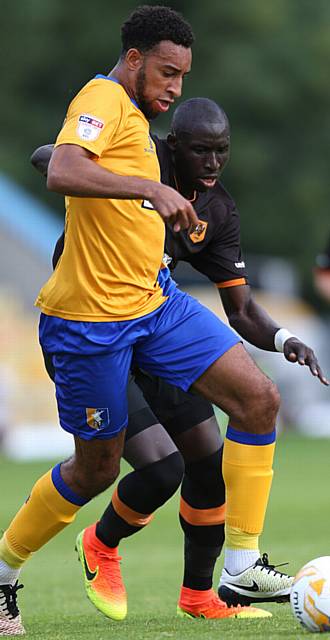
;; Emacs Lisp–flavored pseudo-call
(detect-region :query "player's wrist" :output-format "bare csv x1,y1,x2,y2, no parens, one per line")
274,328,297,352
142,180,162,201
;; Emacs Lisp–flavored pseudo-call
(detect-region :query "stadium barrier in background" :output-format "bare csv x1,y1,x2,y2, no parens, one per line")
0,175,329,460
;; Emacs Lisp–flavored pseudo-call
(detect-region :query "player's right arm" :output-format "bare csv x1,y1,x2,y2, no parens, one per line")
220,283,328,386
183,197,328,385
48,144,198,232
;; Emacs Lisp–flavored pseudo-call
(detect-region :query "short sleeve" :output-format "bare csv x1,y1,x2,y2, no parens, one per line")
189,208,248,286
55,80,126,157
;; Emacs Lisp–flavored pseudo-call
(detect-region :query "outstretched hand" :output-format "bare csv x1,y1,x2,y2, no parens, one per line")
284,338,329,386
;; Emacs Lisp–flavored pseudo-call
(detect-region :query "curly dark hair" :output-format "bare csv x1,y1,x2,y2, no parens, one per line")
121,5,194,54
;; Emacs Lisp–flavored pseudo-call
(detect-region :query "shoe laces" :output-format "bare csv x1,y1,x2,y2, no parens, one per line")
96,549,124,590
202,594,247,618
0,581,24,619
256,552,289,577
203,592,229,613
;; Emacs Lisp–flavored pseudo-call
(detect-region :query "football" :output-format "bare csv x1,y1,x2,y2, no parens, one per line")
290,556,330,633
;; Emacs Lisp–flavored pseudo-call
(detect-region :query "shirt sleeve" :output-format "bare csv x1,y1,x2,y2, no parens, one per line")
55,80,126,157
189,207,249,286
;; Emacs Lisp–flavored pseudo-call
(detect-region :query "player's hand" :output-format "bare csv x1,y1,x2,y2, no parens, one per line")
148,183,199,231
283,338,329,386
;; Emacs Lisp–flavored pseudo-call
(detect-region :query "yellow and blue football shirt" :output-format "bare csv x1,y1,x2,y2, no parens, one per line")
36,75,166,321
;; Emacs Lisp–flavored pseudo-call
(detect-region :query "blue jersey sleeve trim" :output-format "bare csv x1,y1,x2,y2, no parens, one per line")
226,425,276,446
95,73,119,82
94,74,139,109
51,463,89,506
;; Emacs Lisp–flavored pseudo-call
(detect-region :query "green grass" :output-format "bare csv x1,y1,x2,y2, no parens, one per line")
1,432,329,639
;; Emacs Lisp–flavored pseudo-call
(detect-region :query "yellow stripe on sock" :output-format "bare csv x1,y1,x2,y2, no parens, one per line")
225,525,259,550
3,470,81,564
223,438,275,535
0,533,29,569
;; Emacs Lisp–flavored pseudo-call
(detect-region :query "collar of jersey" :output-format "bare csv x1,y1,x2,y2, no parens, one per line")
94,74,140,110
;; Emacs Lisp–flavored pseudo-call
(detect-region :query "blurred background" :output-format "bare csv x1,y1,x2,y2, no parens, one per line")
1,0,330,459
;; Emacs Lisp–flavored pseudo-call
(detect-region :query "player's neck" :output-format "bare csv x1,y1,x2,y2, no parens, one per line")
107,64,137,105
174,174,197,203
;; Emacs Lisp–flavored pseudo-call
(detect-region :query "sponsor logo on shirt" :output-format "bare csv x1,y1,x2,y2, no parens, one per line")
144,134,155,154
189,220,208,243
235,261,245,268
86,407,110,430
77,114,104,141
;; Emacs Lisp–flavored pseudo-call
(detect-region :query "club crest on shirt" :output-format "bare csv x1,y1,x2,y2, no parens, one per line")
189,220,208,243
162,252,173,267
77,114,104,141
86,407,110,430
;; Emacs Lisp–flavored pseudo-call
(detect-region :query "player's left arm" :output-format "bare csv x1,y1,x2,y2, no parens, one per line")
220,284,329,385
30,144,64,268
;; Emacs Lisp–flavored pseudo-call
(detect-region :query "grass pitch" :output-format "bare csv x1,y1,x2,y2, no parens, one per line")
1,432,329,639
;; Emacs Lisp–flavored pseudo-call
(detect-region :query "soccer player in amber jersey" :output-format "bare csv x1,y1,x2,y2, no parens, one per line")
0,6,196,635
31,97,327,623
0,8,328,636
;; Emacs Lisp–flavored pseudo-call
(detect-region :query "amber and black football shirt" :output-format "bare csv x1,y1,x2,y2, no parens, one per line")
155,137,248,289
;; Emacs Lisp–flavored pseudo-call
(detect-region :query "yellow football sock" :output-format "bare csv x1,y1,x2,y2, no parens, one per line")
225,525,259,551
0,534,26,569
0,469,82,568
223,427,276,544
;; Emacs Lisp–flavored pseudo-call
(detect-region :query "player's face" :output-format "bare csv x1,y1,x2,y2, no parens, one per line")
173,121,230,193
136,41,192,120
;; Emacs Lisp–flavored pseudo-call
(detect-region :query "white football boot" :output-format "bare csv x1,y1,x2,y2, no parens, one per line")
218,553,294,606
0,582,25,636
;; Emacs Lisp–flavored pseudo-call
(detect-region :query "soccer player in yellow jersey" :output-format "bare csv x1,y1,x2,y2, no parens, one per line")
31,99,327,624
0,6,328,635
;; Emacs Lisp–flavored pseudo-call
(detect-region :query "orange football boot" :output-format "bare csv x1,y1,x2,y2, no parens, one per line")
75,524,127,621
177,587,272,619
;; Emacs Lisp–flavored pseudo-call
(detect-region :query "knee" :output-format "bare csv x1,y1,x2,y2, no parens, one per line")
64,458,121,500
166,451,185,494
248,378,280,432
145,451,184,501
267,379,281,416
93,463,121,494
232,376,280,434
90,461,121,497
260,378,280,421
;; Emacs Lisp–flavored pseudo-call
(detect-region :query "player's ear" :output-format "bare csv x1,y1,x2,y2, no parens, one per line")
167,133,177,150
125,48,144,71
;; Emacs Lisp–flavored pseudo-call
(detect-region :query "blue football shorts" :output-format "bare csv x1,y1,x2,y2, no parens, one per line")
39,284,240,440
